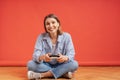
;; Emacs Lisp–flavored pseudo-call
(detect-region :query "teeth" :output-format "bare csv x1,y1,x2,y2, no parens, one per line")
49,29,53,31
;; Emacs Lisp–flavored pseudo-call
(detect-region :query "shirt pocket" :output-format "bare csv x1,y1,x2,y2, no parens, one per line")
58,45,65,54
44,46,49,53
43,41,51,53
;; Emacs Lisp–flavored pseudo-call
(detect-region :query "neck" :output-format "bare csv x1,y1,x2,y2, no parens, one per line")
49,32,58,39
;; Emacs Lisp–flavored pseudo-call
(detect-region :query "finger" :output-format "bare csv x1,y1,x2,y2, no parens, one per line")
58,53,62,56
57,56,62,60
58,59,64,63
48,53,51,56
57,57,64,62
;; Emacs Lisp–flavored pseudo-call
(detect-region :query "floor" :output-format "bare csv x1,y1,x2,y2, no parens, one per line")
0,67,120,80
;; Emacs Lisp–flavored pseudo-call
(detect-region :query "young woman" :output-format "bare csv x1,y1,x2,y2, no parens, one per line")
27,14,78,79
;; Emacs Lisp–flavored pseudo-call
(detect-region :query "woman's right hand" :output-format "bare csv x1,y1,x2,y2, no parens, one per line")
41,53,51,62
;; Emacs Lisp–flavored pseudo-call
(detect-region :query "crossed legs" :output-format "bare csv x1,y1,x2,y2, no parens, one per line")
27,60,78,79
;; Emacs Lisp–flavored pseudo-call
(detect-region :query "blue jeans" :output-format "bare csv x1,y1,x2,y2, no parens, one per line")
27,60,78,79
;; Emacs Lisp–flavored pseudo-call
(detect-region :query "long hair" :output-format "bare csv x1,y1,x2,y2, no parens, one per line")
44,14,63,35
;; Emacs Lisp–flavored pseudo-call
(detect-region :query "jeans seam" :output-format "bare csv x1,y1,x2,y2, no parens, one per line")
49,70,57,79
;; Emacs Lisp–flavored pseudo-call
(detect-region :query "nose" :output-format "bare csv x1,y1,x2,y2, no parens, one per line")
49,23,53,27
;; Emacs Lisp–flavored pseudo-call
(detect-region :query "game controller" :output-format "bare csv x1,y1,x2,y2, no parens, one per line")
49,55,60,59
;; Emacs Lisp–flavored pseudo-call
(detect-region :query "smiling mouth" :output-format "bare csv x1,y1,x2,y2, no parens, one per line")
48,29,54,31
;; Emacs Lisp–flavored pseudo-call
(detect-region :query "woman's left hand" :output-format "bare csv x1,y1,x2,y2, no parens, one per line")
57,53,69,63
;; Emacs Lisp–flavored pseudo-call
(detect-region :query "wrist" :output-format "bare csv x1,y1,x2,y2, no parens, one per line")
65,56,69,62
39,55,45,61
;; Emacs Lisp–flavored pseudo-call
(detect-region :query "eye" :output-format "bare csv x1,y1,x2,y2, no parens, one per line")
52,21,55,24
46,22,50,25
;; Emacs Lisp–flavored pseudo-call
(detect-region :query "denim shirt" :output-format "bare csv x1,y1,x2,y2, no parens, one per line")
33,32,75,64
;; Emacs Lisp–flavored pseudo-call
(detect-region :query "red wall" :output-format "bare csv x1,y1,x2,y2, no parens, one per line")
0,0,120,66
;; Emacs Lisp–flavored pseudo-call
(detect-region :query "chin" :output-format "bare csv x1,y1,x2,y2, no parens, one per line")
49,31,57,34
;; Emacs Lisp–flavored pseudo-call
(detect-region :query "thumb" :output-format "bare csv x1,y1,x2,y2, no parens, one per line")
48,53,51,56
58,53,62,56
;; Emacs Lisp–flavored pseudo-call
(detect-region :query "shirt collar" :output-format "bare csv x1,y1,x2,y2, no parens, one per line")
57,34,63,43
43,33,63,43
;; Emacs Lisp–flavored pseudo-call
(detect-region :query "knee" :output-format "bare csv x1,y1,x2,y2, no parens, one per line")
73,60,79,70
69,60,79,71
27,60,37,71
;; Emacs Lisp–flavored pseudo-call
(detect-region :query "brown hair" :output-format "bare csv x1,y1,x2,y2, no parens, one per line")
44,14,63,35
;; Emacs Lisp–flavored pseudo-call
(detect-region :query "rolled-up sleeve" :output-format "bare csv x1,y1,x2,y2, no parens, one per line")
33,35,43,63
65,33,75,61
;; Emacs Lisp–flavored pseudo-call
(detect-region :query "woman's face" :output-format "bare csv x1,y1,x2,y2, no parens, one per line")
45,18,59,34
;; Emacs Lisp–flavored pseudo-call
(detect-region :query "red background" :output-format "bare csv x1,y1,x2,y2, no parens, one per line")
0,0,120,66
